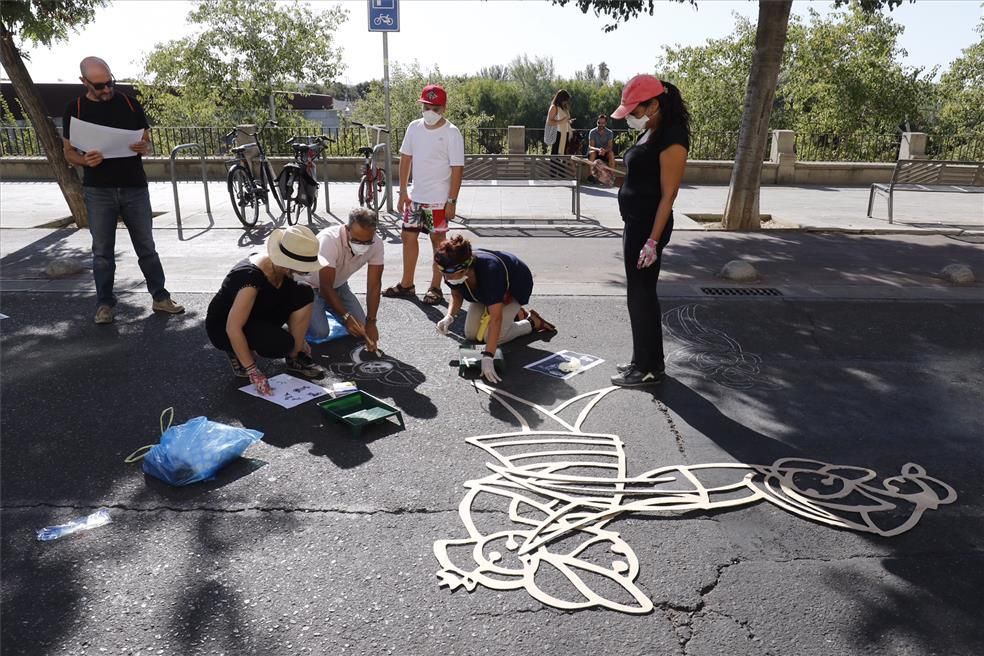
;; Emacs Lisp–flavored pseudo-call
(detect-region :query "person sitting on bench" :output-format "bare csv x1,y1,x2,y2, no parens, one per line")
588,115,616,170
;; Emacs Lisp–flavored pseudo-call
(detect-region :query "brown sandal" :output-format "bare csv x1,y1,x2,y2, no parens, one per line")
422,287,444,305
383,283,416,298
528,309,557,333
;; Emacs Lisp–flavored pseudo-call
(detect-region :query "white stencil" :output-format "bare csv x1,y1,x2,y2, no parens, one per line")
239,373,330,409
434,385,957,614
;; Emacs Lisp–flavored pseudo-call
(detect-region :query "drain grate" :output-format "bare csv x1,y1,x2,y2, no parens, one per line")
700,287,783,297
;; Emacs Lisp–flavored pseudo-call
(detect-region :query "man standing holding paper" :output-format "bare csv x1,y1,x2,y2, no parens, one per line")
62,56,183,325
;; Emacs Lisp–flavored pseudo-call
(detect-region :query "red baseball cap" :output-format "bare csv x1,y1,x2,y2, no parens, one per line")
611,75,666,120
418,84,447,106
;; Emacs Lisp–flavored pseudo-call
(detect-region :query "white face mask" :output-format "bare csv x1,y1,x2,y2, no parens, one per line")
625,112,650,131
350,243,371,256
446,275,467,285
422,109,442,126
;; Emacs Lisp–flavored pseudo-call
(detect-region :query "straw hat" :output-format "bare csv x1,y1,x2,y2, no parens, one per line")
267,225,326,272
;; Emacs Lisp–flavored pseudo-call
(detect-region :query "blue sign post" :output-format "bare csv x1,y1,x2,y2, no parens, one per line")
368,0,399,32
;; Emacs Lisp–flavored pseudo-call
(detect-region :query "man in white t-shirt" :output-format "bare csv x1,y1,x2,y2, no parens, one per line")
304,208,385,352
382,84,465,306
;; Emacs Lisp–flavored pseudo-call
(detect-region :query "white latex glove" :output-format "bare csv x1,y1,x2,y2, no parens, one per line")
436,313,454,335
637,238,659,269
481,355,501,384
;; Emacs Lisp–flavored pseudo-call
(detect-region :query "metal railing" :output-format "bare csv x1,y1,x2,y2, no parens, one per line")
795,132,901,162
4,123,982,162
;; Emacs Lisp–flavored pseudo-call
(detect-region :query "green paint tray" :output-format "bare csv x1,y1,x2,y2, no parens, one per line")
317,390,405,438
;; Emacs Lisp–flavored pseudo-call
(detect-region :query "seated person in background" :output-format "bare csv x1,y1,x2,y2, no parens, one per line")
302,208,384,352
433,235,556,384
205,225,327,395
588,114,617,170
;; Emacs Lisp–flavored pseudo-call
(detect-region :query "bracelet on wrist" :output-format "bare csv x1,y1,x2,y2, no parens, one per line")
245,364,258,373
480,350,494,358
366,317,376,323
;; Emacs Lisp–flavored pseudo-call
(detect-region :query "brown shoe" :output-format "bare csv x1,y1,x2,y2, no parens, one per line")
94,305,114,325
152,298,185,314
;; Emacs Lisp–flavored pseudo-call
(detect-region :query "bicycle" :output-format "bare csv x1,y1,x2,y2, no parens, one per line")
223,120,286,228
278,134,334,226
350,120,390,212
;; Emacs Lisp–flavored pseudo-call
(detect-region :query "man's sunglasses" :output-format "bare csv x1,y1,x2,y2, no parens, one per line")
85,77,115,90
346,226,374,246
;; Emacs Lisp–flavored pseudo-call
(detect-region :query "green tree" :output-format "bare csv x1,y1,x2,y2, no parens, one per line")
936,14,984,140
0,0,108,227
137,0,347,126
354,63,493,151
552,0,912,231
654,15,759,134
783,5,935,138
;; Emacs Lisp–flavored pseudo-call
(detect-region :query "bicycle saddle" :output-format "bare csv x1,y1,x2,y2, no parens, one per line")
357,147,374,158
292,143,313,154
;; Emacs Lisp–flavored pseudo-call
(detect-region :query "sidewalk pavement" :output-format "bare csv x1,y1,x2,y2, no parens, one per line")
1,181,982,303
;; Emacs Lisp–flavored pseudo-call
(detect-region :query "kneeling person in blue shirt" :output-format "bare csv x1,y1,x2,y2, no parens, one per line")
434,235,556,383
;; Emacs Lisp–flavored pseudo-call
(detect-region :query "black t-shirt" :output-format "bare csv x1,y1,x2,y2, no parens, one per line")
617,121,690,223
457,249,534,307
62,93,150,188
205,259,303,335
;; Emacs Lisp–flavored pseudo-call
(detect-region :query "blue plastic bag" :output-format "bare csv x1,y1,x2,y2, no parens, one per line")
127,409,264,486
306,307,350,344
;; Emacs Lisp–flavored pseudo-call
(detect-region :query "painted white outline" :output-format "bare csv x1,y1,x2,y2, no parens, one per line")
663,304,780,390
434,385,957,614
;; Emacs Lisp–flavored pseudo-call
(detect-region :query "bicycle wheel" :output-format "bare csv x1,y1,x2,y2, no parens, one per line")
280,168,301,225
227,166,259,228
264,161,286,214
358,174,372,209
370,168,387,211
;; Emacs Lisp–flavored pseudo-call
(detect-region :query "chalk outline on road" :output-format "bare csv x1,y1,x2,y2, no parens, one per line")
434,385,957,614
663,304,780,390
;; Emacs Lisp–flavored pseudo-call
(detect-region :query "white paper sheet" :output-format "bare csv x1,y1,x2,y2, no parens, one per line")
239,373,331,409
0,313,8,320
524,350,605,380
69,117,145,159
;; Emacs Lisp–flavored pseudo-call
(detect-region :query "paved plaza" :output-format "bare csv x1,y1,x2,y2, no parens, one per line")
1,181,982,655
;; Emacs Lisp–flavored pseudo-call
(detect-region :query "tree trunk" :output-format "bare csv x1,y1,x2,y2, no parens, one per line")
0,26,88,227
722,0,792,231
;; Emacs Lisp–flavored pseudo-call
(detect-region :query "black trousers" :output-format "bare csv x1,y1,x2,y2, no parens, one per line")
622,215,673,373
206,282,313,358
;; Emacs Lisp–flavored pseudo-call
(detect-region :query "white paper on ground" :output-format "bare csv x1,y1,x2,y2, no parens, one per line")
524,349,605,380
69,117,145,159
0,313,8,320
239,373,331,409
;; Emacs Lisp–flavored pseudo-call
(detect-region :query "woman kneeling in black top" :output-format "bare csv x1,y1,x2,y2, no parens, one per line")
609,75,691,387
206,225,328,395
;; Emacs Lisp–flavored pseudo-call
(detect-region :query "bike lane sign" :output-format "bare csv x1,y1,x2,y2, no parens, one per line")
368,0,399,32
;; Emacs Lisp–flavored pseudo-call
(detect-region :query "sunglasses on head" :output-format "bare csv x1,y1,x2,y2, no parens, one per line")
437,256,472,274
85,77,115,90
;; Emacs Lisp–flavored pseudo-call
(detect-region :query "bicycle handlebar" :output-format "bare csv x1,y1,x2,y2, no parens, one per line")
351,121,390,134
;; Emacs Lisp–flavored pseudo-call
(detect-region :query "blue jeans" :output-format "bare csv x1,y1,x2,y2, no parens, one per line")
308,282,365,340
84,186,169,307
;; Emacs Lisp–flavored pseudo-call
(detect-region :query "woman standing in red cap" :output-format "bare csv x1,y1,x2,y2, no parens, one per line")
609,75,690,387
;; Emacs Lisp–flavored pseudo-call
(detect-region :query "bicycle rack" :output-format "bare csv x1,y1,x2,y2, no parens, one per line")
169,143,212,231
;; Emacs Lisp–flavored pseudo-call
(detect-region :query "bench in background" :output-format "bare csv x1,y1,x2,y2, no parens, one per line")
867,160,984,224
462,154,581,218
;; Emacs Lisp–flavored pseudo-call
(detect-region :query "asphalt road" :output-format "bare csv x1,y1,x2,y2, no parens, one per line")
1,293,983,656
